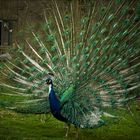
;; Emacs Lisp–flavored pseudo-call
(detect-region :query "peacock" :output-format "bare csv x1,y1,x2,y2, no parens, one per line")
0,0,140,137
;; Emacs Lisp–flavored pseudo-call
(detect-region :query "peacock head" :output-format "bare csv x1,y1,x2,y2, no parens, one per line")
45,73,54,85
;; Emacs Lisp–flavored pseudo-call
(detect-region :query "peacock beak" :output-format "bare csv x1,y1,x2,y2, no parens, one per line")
46,78,52,85
45,73,54,85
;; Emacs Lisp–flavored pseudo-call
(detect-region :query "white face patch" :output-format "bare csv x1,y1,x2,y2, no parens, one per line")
49,84,53,93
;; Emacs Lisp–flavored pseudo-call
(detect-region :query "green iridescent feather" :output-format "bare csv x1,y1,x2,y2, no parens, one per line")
0,0,140,128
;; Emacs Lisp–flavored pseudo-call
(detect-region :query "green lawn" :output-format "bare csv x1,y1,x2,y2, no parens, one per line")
0,101,140,140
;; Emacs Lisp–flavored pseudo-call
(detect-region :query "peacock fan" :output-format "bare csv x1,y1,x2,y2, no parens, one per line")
0,0,140,137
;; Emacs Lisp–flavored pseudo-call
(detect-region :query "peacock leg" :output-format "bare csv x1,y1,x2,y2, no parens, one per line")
75,126,79,138
65,123,71,137
40,114,46,123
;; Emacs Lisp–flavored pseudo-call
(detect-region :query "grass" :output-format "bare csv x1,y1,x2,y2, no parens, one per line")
0,100,140,140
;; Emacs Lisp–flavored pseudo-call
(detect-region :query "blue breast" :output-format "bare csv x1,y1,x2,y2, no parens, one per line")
49,85,67,122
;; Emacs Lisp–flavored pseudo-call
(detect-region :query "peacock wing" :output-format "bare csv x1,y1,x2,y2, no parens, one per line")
60,90,104,128
59,81,138,128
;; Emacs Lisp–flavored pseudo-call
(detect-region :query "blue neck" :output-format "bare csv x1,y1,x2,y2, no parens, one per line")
49,83,61,113
48,83,68,122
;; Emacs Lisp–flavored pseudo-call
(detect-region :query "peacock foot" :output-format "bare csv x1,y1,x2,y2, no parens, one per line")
75,126,79,139
65,123,71,137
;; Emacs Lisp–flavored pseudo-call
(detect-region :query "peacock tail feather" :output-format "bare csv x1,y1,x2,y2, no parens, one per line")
0,0,140,128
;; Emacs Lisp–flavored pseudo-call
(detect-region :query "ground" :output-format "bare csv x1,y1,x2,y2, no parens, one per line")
0,100,140,140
